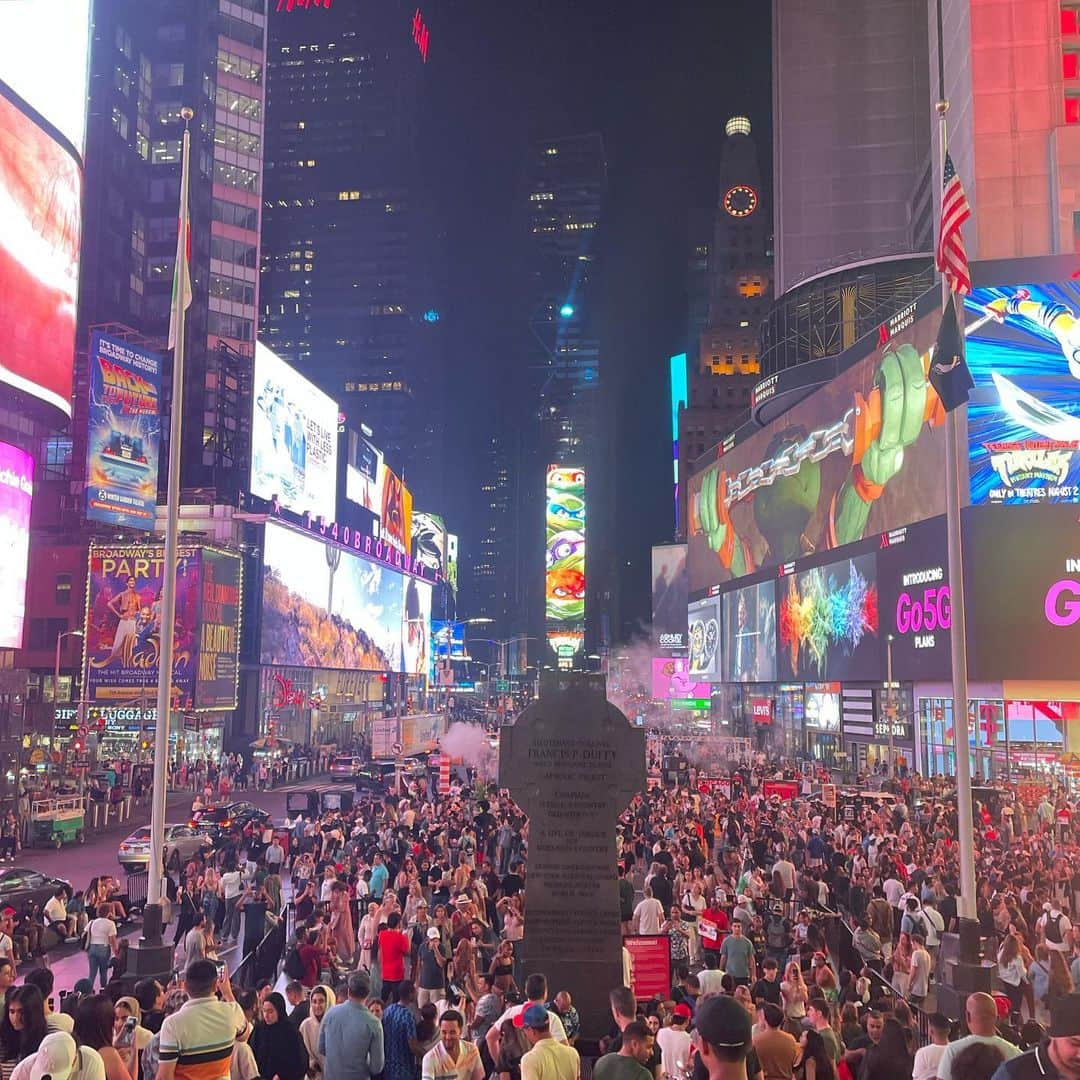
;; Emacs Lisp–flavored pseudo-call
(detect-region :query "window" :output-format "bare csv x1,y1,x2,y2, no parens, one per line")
114,66,132,98
217,49,262,84
42,437,72,480
111,107,129,140
148,257,174,280
55,574,72,606
152,63,184,87
214,126,261,156
154,101,186,126
157,23,185,42
210,235,257,268
28,618,69,651
151,139,182,164
219,14,263,51
208,311,253,340
214,160,259,193
209,273,255,306
212,199,258,231
215,87,261,121
149,177,180,204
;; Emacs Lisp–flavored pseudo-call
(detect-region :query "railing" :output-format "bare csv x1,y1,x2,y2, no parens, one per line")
231,899,290,990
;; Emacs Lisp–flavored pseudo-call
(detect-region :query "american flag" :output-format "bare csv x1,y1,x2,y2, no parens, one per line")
936,152,972,295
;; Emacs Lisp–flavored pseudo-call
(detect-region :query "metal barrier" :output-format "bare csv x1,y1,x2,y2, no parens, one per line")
125,870,149,911
232,901,290,991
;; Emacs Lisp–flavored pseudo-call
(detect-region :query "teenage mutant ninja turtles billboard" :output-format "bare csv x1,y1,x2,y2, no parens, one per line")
688,289,946,595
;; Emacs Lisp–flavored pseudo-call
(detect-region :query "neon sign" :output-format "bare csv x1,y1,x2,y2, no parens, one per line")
276,0,331,10
412,7,430,62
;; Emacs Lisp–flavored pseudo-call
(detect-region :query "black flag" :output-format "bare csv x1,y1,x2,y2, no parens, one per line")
929,295,973,412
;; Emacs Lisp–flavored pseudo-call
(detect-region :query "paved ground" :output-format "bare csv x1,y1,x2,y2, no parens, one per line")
15,776,322,992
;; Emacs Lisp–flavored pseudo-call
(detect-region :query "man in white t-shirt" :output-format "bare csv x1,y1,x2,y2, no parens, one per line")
486,975,568,1064
912,1013,950,1080
220,868,243,943
935,992,1020,1080
421,1010,483,1080
656,1005,692,1080
633,887,664,935
1039,900,1074,954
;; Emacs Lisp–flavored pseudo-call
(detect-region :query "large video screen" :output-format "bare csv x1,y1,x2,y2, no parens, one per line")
545,466,585,626
0,442,32,649
804,683,841,731
0,0,90,154
778,551,881,681
195,549,242,710
412,511,447,576
250,342,338,522
260,521,431,675
651,544,688,653
0,92,82,418
688,597,720,679
84,332,161,530
687,292,943,594
344,429,383,518
721,579,777,683
965,281,1080,505
651,657,709,700
379,465,412,555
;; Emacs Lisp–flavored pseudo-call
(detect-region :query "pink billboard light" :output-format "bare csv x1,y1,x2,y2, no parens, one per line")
0,442,33,648
651,656,709,700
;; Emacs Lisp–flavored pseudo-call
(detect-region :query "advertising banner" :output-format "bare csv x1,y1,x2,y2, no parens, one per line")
446,534,459,597
432,620,465,661
0,93,82,418
546,465,586,626
688,597,720,679
687,293,943,595
964,280,1080,505
778,552,881,681
623,935,671,1002
84,545,199,706
379,465,412,554
651,544,687,653
721,579,777,682
0,442,32,648
250,342,339,522
260,521,431,676
804,684,841,731
84,331,161,530
400,713,445,757
195,549,242,710
344,429,383,518
650,657,709,701
751,698,773,725
370,718,397,759
412,511,447,575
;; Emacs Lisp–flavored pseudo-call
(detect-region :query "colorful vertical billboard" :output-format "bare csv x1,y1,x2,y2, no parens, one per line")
250,342,339,522
651,657,708,701
687,291,943,594
84,332,161,530
0,443,32,649
344,428,384,518
260,521,431,676
721,579,777,683
446,534,459,597
412,511,447,576
0,91,82,418
777,551,880,681
964,280,1080,505
379,465,412,555
545,465,585,627
195,549,243,709
651,544,688,654
83,545,199,707
687,597,720,679
432,620,465,661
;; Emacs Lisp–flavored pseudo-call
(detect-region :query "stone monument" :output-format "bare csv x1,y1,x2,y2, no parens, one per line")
499,671,645,1039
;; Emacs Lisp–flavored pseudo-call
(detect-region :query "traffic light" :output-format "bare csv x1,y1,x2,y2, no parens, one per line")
72,738,84,754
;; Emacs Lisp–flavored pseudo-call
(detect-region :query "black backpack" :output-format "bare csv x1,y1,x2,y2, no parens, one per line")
283,945,305,979
1046,912,1065,945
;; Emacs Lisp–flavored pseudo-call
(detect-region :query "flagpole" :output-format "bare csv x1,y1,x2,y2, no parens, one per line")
148,107,194,915
935,0,979,960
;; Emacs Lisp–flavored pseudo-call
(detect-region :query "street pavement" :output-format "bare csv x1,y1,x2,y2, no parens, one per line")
15,776,322,991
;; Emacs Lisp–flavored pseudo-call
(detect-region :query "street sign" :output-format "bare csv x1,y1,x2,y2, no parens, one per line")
496,679,510,692
670,698,710,710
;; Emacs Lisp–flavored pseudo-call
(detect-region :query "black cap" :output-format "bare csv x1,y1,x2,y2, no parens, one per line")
1050,993,1080,1037
694,996,752,1050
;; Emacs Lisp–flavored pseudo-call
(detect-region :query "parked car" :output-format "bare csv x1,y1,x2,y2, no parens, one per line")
0,868,70,912
118,824,213,874
189,801,270,840
330,755,362,783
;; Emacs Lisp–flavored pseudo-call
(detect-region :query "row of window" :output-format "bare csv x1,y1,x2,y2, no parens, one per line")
208,310,253,340
211,235,258,268
210,272,256,306
212,198,259,231
214,160,259,193
218,48,263,85
215,86,262,121
215,125,261,156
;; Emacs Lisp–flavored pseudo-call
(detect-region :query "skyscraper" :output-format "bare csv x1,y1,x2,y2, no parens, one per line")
259,1,444,502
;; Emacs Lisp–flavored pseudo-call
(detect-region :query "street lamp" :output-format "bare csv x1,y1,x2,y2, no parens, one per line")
53,629,84,710
886,633,895,779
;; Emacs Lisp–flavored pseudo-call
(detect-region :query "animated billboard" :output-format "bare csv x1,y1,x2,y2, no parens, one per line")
651,657,709,701
84,331,161,530
379,465,412,555
651,544,687,653
260,521,431,676
721,579,776,683
0,442,32,649
250,342,338,522
0,91,82,418
344,429,383,518
446,533,459,597
687,597,720,679
687,292,944,594
194,549,242,710
432,620,465,661
964,281,1080,505
545,465,585,627
412,511,447,576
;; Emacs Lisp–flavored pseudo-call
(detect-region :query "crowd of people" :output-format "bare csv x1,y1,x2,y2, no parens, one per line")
0,750,1079,1080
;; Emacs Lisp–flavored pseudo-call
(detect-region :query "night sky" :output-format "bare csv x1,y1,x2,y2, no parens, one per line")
422,0,771,635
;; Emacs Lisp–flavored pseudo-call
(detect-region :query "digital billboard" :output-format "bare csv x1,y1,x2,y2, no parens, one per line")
0,0,90,154
688,597,720,679
545,466,585,626
721,579,776,683
412,511,447,576
651,657,709,701
804,683,841,731
84,332,161,530
432,620,465,661
0,443,32,649
777,551,880,681
0,91,82,418
964,505,1080,680
687,292,943,595
651,544,687,653
84,545,199,707
250,342,338,522
964,280,1080,505
195,549,242,710
344,429,384,518
446,533,459,597
379,465,412,555
260,521,431,675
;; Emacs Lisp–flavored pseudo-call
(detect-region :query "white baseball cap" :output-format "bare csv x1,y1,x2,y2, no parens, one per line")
30,1032,79,1080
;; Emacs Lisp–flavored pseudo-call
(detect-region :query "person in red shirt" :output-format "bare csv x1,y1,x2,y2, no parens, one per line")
378,912,411,1003
699,903,729,958
296,929,325,989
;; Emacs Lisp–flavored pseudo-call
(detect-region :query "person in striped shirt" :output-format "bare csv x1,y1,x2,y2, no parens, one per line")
156,961,245,1080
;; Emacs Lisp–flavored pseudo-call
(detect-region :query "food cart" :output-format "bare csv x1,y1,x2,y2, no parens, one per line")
30,795,86,848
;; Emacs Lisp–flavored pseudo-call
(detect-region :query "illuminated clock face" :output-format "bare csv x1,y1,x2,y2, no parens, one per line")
724,185,758,218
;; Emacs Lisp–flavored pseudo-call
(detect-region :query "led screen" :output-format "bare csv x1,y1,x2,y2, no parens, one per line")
804,683,841,731
0,442,32,648
344,429,383,517
545,465,585,626
651,657,709,700
446,533,459,597
195,549,242,710
0,92,81,417
687,293,943,594
412,511,447,575
965,281,1080,505
432,620,465,661
777,551,881,681
250,342,338,522
0,0,90,153
721,579,776,683
651,544,688,653
84,332,160,530
379,465,412,555
260,521,431,675
687,597,720,679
